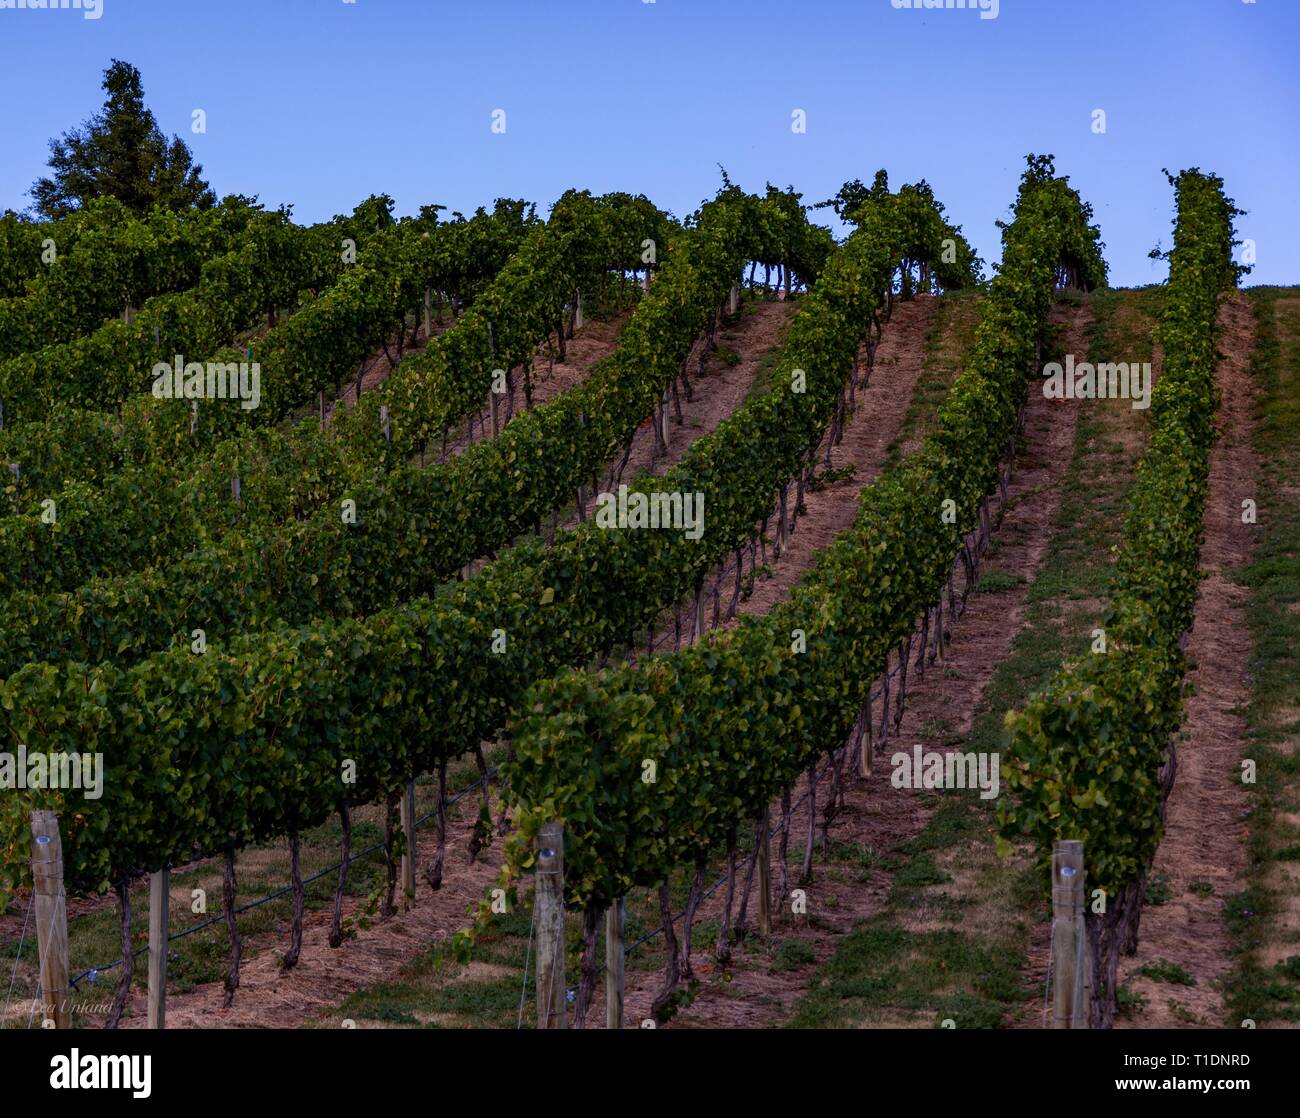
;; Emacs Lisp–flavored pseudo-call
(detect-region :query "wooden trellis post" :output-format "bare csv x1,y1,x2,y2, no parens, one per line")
535,821,567,1029
757,807,772,936
148,869,169,1028
1051,840,1088,1029
30,811,70,1029
399,782,417,907
606,898,625,1030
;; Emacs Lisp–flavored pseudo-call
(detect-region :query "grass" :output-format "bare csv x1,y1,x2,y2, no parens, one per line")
1145,873,1171,906
1117,984,1149,1018
788,919,1026,1029
881,290,984,472
772,938,817,973
1137,958,1197,986
976,570,1020,594
328,906,537,1030
1222,287,1300,1026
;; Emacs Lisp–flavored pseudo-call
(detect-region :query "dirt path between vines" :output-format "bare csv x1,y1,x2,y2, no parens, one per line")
730,296,936,621
324,317,449,425
1115,292,1257,1029
606,301,1091,1029
573,301,797,525
1013,335,1167,1024
113,804,511,1028
629,295,937,658
325,310,631,439
435,311,633,462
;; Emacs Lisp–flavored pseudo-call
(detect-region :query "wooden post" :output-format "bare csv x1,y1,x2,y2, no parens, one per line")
859,701,872,778
399,781,416,907
148,869,169,1029
776,484,789,557
30,811,70,1029
535,821,567,1029
757,807,771,937
1051,840,1088,1029
423,287,432,338
605,898,624,1030
574,292,585,332
728,282,740,315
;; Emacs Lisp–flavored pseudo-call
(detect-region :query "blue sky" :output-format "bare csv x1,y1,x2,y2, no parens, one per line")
1,0,1296,287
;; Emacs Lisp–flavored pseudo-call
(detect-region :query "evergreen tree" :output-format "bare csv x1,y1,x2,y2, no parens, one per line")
31,60,215,219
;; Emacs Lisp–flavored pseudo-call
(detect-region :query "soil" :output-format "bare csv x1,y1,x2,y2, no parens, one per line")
577,301,797,522
437,311,633,462
732,295,938,620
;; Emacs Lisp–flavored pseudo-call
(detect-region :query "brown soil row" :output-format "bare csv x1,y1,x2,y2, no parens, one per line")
432,310,634,463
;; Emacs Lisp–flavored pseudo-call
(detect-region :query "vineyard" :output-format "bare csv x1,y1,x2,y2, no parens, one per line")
1,45,1298,1062
2,153,1294,1041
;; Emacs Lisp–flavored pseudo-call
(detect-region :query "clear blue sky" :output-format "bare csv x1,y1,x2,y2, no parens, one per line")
1,0,1296,287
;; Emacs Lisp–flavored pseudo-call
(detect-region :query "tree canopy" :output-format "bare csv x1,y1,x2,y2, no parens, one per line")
30,60,215,220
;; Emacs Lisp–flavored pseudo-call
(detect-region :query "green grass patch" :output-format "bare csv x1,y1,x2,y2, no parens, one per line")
1137,958,1197,985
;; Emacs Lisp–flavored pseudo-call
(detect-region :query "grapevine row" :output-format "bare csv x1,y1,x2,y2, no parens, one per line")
0,186,803,670
0,181,842,900
0,196,260,361
0,193,658,593
997,167,1241,1026
495,157,1105,947
0,199,543,594
0,200,377,422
